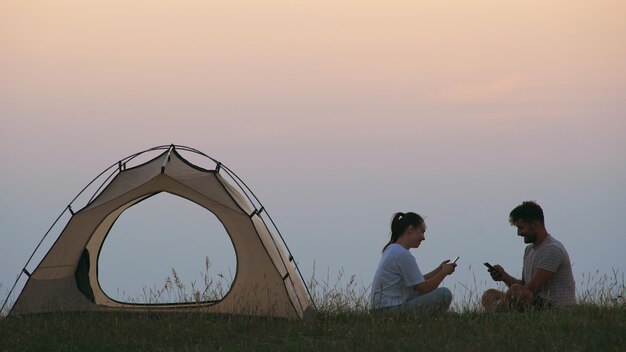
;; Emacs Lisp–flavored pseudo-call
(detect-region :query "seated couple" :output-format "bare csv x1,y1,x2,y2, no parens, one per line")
370,201,576,314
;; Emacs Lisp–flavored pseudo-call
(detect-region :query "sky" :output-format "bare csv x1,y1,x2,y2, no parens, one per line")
1,1,625,308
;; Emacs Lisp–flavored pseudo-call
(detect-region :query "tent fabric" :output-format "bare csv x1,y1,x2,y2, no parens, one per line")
10,147,312,319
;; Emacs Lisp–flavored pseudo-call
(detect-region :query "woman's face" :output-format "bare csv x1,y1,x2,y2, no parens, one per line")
409,222,426,248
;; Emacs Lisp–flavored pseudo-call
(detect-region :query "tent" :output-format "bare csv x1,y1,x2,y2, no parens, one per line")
6,145,314,319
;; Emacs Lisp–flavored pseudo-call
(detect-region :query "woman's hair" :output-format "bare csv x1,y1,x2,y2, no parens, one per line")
382,212,424,253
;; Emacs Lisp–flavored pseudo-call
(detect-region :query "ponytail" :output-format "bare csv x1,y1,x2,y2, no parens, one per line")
382,212,424,253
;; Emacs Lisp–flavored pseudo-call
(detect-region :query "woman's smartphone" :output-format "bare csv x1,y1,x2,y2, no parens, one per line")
484,262,495,270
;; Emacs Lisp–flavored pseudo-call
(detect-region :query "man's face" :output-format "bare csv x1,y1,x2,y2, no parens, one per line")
514,219,537,244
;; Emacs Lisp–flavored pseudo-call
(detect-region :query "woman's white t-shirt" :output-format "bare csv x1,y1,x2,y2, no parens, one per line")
370,243,425,309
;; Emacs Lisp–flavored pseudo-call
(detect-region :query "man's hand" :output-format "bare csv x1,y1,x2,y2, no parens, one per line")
489,265,524,287
489,264,508,282
438,260,451,271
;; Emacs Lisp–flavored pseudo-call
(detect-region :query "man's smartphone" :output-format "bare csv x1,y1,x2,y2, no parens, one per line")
484,262,495,270
451,256,460,264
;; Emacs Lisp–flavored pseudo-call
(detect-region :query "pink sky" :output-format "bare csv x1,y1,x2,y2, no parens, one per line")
1,1,625,304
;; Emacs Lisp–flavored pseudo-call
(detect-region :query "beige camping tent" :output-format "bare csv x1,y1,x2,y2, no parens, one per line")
9,145,313,319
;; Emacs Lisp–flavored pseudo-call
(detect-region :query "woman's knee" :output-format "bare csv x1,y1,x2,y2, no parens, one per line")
435,287,453,307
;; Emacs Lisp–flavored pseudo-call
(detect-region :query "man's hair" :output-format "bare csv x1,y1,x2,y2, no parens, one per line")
509,201,544,225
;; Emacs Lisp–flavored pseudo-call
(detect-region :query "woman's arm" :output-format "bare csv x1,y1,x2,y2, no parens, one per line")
414,263,455,295
423,260,449,280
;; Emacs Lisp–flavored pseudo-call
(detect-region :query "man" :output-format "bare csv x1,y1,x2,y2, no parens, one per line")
482,201,576,311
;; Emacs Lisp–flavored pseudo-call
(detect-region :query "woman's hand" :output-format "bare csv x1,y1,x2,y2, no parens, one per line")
438,260,450,272
441,262,457,276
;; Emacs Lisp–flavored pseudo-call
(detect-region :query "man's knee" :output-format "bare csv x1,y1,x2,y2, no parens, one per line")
507,284,531,297
481,288,504,310
506,284,533,306
482,288,502,300
482,288,503,303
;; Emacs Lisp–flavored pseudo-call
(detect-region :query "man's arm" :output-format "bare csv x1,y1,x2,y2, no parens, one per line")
490,265,524,287
526,245,561,293
525,268,555,293
502,273,525,288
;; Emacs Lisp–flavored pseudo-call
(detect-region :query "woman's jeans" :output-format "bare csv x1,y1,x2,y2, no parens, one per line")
375,287,453,315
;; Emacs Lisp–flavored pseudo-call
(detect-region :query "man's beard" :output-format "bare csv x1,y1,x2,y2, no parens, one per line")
522,233,536,244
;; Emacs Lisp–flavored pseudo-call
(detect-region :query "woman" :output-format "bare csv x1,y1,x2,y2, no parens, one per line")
370,212,456,314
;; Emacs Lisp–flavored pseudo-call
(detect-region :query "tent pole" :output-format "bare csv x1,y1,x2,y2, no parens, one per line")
0,206,71,315
220,165,318,311
161,144,175,173
3,145,172,314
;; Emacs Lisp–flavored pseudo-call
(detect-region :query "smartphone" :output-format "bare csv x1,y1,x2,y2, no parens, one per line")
451,256,460,264
484,262,495,270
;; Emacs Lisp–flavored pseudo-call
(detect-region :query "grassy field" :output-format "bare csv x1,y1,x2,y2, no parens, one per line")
2,269,624,351
1,304,625,351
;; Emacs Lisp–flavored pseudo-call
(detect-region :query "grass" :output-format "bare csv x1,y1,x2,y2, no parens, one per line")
116,258,234,305
0,305,624,351
1,268,624,351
